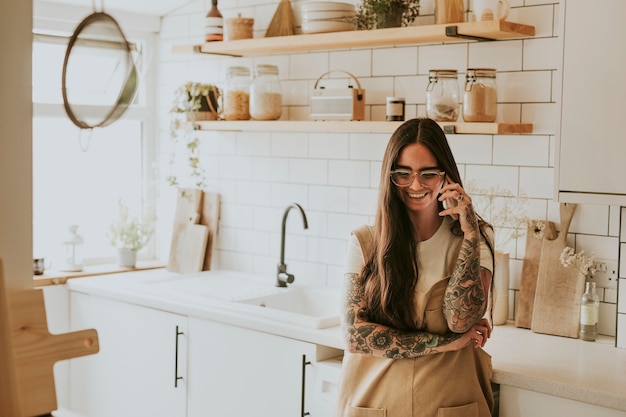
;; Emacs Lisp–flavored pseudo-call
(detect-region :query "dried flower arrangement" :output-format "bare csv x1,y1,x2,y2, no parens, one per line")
466,182,529,250
559,247,597,277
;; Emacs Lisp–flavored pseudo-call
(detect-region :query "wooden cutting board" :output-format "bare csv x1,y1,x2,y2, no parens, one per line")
531,203,584,338
515,219,556,329
200,191,221,271
167,214,209,274
167,188,208,274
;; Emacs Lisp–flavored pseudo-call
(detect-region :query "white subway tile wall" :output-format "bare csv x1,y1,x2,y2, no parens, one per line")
158,0,624,345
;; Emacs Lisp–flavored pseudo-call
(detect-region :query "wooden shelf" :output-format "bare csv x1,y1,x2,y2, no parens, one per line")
172,20,535,57
184,120,533,134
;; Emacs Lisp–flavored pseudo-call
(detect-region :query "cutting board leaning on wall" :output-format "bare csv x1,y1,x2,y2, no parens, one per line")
167,188,221,274
515,219,557,329
531,203,583,338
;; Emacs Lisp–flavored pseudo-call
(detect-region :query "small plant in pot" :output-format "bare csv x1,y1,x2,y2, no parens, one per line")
354,0,420,30
171,81,220,122
168,82,220,188
108,199,156,268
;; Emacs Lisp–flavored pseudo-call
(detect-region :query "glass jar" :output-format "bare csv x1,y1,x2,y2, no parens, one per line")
250,64,282,120
463,68,497,122
223,66,251,120
426,69,459,122
386,97,405,121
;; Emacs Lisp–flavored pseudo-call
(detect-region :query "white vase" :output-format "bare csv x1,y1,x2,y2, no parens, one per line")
117,248,137,268
493,250,510,325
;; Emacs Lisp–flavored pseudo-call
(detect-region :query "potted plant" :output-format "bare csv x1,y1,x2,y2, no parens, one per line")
168,82,220,189
171,81,220,122
354,0,421,29
108,199,156,268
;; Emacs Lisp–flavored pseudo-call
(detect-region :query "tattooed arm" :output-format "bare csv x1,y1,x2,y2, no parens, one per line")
341,272,490,359
439,180,493,333
443,230,492,333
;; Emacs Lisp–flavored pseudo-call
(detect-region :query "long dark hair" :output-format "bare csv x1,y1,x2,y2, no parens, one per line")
360,118,494,330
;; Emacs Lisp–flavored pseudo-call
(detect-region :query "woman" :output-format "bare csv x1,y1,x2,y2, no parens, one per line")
336,118,495,417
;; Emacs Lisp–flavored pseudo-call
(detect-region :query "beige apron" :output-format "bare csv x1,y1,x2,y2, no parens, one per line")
335,226,494,417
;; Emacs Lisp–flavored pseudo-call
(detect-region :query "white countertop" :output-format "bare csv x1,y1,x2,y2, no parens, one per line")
64,269,626,413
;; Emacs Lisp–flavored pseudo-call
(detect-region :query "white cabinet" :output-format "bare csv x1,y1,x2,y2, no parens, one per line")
187,317,319,417
557,0,626,205
499,385,626,417
69,293,187,417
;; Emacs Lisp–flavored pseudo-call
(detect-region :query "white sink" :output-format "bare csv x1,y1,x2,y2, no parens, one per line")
148,270,284,301
237,287,341,329
143,270,341,329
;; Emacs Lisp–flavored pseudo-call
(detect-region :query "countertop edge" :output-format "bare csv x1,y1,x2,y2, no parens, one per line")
63,270,626,413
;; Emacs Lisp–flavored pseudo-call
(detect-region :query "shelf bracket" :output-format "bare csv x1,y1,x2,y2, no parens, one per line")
192,45,242,58
445,26,494,41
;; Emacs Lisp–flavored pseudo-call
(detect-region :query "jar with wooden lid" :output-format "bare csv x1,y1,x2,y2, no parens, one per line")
462,68,497,122
223,66,251,120
250,64,282,120
224,13,254,41
426,69,459,122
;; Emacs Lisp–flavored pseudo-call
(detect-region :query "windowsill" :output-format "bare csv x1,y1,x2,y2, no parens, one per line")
33,259,166,287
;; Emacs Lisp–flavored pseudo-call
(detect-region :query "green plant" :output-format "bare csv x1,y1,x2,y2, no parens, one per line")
354,0,420,30
167,82,219,189
170,82,219,115
108,199,156,251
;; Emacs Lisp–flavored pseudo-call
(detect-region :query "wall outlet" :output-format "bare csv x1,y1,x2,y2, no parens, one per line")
589,259,618,289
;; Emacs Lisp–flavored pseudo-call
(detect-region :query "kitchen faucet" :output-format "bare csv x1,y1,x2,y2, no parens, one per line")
277,203,308,287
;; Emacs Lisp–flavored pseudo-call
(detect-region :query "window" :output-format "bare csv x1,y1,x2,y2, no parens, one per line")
32,25,156,266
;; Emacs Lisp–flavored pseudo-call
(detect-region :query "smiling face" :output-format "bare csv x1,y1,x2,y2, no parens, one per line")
394,142,445,215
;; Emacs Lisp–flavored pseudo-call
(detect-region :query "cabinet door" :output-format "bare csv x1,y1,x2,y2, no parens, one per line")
187,318,316,417
69,293,188,417
557,0,626,204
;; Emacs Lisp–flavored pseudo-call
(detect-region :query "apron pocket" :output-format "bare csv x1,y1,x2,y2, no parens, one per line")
346,405,386,417
437,402,479,417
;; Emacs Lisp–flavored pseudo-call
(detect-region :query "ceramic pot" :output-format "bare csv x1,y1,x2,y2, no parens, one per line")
493,250,510,325
117,248,137,268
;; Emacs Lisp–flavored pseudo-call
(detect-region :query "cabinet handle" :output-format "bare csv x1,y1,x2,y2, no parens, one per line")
301,354,311,417
174,325,184,388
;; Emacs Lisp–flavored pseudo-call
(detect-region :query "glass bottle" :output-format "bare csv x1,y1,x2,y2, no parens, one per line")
463,68,498,122
204,0,223,42
60,225,84,272
223,66,251,120
250,64,282,121
426,69,459,122
579,281,600,341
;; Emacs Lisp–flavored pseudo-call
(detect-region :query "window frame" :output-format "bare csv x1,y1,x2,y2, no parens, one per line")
32,5,159,265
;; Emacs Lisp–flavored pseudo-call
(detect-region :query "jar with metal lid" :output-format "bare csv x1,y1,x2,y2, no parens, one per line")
223,66,251,120
463,68,497,122
425,69,459,122
250,64,282,120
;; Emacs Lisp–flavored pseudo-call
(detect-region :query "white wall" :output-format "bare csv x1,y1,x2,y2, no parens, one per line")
157,0,624,345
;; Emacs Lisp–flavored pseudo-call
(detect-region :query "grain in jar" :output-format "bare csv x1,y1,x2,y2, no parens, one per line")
223,66,250,120
462,68,497,122
250,64,282,121
425,69,459,122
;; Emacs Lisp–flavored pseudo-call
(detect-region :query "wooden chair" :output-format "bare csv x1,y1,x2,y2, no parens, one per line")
0,258,99,417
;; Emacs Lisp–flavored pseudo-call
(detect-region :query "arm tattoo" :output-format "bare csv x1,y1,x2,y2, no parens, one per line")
443,232,487,332
342,273,462,359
